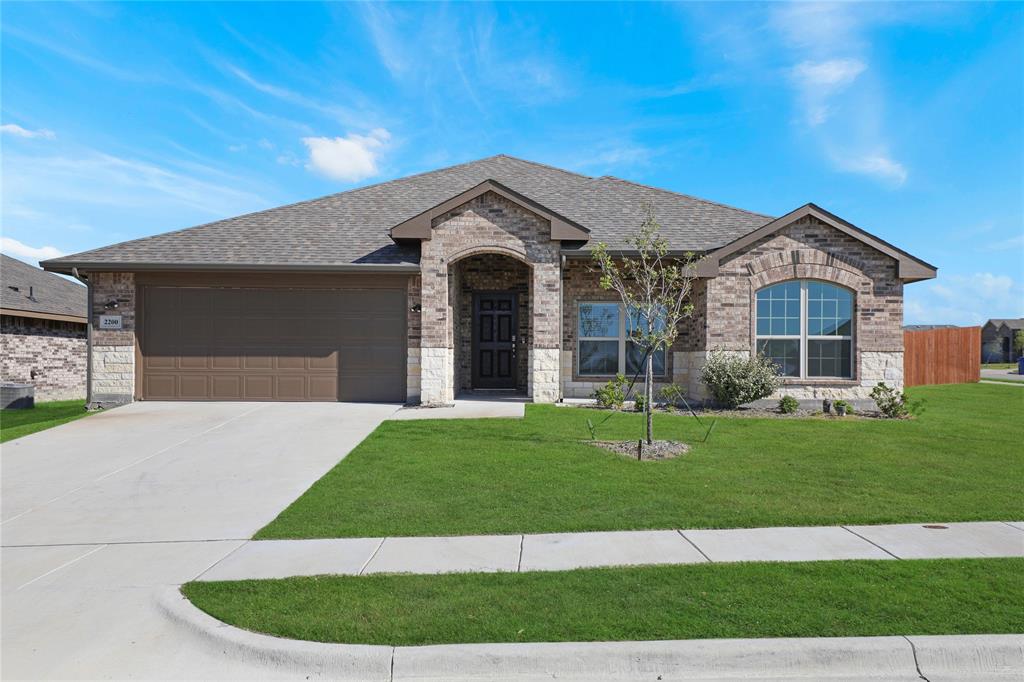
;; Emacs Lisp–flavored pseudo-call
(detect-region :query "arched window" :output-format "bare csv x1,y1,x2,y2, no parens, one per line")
755,281,853,379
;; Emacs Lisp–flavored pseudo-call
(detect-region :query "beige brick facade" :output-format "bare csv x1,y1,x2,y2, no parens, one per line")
77,212,906,407
417,191,561,405
0,315,86,401
90,272,136,406
704,215,904,400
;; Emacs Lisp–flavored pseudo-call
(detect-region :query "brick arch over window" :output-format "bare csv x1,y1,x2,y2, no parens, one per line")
747,249,870,292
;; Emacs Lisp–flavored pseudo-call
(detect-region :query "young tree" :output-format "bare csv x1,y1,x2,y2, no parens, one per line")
1014,330,1024,360
591,205,699,444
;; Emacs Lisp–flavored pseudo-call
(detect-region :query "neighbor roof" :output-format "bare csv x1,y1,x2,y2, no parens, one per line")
985,318,1024,330
1,254,87,321
41,155,773,272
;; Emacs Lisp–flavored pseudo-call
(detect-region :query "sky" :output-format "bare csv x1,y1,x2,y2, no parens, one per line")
1,1,1022,325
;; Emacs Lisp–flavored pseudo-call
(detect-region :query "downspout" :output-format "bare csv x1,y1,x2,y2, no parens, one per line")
71,268,93,408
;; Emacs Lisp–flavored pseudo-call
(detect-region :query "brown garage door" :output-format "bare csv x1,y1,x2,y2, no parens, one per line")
139,286,406,402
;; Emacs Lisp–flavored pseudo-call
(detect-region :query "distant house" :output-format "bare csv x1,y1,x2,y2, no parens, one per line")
981,318,1024,363
903,324,958,332
1,254,88,400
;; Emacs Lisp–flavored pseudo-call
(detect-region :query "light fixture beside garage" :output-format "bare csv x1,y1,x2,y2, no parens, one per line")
104,300,119,310
410,303,422,313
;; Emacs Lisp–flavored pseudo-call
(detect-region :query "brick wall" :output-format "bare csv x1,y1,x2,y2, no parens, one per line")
0,315,86,400
706,216,904,399
418,191,561,404
89,272,136,406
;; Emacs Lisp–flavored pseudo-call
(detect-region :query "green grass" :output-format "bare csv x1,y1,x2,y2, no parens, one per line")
982,363,1018,370
0,400,89,443
257,384,1023,539
183,558,1024,646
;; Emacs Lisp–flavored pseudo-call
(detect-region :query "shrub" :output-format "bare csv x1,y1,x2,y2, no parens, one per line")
834,399,853,415
870,382,921,419
700,350,782,408
633,393,647,413
593,374,627,409
778,395,799,414
658,384,686,408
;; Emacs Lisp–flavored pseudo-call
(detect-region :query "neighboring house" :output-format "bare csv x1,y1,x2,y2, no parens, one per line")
1,254,88,400
981,319,1024,363
903,324,958,331
41,155,936,408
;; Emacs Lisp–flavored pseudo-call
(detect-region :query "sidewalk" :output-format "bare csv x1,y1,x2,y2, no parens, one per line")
196,520,1024,581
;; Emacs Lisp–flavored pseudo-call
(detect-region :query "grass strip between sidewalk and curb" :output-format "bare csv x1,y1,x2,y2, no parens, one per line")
1,400,89,443
182,557,1024,647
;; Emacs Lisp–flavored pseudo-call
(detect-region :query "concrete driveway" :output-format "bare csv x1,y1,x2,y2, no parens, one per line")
981,368,1024,382
1,401,399,680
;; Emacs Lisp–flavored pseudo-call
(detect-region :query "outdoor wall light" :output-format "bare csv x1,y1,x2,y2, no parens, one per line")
410,303,422,313
104,300,119,310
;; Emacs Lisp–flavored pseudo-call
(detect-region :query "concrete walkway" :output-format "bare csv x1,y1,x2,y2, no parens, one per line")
389,396,526,420
196,520,1024,581
981,367,1024,382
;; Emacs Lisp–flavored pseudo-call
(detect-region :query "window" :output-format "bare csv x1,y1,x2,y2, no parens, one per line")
578,302,667,377
755,281,853,379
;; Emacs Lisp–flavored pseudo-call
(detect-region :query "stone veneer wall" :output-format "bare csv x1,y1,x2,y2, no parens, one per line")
453,254,531,392
418,191,561,405
560,259,707,399
0,315,86,400
704,216,904,400
406,275,422,404
89,272,136,406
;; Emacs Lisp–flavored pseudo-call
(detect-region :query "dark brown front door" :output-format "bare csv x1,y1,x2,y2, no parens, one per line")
472,292,517,389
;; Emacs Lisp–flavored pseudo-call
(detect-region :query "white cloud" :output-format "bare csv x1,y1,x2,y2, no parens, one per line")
302,129,390,182
905,272,1024,326
1,124,56,140
981,235,1024,252
0,237,65,263
830,149,908,185
791,59,866,89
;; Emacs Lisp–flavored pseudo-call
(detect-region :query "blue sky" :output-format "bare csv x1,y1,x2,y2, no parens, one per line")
2,1,1021,325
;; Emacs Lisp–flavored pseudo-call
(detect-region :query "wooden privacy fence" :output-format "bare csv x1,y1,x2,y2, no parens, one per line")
903,326,980,387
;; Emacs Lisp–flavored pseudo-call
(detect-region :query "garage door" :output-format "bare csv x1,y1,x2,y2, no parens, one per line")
139,286,406,402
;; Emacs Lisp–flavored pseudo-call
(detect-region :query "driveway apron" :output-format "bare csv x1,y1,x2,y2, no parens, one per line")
1,401,398,680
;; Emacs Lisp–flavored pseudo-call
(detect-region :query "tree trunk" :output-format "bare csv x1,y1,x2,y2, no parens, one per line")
645,352,654,444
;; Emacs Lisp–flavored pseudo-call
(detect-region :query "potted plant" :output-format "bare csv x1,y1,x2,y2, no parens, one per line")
834,400,850,417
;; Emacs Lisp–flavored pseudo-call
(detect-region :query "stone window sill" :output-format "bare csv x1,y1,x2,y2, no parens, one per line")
780,378,859,386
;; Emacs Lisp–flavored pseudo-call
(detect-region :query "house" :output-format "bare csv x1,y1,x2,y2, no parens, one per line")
1,254,88,400
981,319,1024,363
40,155,936,408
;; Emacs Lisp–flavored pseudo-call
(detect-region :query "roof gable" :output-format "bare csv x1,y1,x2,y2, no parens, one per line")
390,179,590,241
695,203,937,282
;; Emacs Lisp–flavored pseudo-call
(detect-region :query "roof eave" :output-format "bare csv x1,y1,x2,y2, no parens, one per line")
0,307,87,324
697,203,938,282
40,261,421,275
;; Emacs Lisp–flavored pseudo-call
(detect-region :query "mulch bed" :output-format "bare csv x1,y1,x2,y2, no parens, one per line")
590,439,689,461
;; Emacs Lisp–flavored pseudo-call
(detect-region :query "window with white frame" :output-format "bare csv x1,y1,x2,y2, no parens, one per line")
578,303,667,377
755,281,854,379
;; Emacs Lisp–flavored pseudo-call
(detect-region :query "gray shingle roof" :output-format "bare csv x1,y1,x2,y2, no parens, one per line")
1,254,87,319
42,155,774,271
986,318,1024,330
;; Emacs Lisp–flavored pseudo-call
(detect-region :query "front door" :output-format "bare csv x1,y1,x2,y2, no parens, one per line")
472,292,517,389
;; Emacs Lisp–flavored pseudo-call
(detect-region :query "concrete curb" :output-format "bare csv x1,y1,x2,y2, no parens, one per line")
157,586,1023,680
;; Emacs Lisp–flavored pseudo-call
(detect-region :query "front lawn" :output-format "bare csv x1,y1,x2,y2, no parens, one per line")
183,558,1024,646
0,400,89,443
257,384,1023,539
982,363,1018,370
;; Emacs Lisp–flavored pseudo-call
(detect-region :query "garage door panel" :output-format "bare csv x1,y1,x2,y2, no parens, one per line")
179,375,209,399
243,375,274,400
142,285,405,402
211,376,241,399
